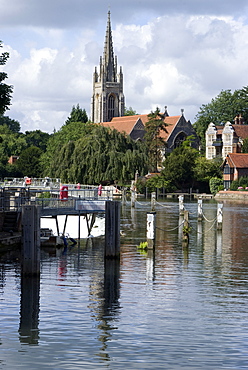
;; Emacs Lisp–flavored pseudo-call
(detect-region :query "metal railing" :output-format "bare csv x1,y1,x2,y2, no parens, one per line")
0,187,113,212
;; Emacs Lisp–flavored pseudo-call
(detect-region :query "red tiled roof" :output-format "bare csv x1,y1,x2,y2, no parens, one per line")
227,153,248,168
104,114,181,139
232,125,248,139
216,124,248,138
101,116,143,135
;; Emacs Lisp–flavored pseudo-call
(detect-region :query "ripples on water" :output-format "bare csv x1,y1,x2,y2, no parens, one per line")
1,199,248,369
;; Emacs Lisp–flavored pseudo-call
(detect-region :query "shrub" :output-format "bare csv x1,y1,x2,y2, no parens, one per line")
209,177,223,195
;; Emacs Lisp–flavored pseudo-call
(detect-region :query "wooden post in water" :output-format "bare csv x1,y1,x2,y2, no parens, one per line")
105,200,120,258
182,210,189,246
179,195,184,216
151,192,156,211
21,205,40,275
217,203,223,230
147,211,156,249
197,198,203,222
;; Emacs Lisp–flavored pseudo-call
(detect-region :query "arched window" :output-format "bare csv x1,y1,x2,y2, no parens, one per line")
108,95,115,121
174,132,187,148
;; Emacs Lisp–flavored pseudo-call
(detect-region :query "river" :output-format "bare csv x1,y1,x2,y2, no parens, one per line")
1,198,248,369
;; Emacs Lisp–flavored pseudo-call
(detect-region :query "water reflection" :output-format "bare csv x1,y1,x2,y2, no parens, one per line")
3,199,248,369
87,238,120,362
97,259,120,361
19,275,40,345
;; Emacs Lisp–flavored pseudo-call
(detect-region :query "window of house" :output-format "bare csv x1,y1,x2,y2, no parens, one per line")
223,146,232,158
207,147,215,159
223,165,233,174
207,134,215,145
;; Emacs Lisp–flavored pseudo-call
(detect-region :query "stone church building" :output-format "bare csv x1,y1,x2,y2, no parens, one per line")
91,11,125,123
91,12,199,152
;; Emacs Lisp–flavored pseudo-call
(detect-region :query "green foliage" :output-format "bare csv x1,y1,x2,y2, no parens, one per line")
38,192,51,198
209,177,223,195
144,107,168,172
43,122,148,184
242,138,248,153
137,241,148,250
230,176,248,190
16,146,43,177
0,115,20,133
124,106,137,116
0,125,27,165
194,87,248,146
65,104,88,125
24,130,50,152
0,41,13,115
161,144,199,191
145,175,174,193
193,156,222,182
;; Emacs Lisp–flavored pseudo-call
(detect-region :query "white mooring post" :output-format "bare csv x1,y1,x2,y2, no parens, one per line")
131,190,136,208
217,203,223,230
105,200,120,258
197,198,203,222
151,192,156,211
21,205,40,276
147,212,156,249
179,195,184,216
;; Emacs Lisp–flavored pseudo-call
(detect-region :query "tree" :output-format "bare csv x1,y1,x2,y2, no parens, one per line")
124,106,137,116
144,107,168,172
194,87,248,146
161,143,199,191
24,130,50,152
16,146,43,177
242,138,248,153
0,115,20,133
0,41,13,115
43,122,148,184
65,104,88,125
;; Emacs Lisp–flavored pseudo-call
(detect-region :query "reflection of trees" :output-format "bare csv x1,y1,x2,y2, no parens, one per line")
19,275,40,345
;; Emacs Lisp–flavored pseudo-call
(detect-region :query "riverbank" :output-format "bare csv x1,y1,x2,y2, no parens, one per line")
215,190,248,201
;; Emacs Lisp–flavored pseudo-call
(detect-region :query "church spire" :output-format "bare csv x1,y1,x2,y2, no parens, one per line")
103,11,116,82
91,11,125,123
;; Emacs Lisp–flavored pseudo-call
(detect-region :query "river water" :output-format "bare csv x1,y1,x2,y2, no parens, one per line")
1,198,248,369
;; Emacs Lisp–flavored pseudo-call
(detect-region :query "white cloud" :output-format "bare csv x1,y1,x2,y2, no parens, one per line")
2,5,248,132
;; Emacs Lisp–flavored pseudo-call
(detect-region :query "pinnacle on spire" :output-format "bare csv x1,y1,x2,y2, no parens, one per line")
103,11,116,82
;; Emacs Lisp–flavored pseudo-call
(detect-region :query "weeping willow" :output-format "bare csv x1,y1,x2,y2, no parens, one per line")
44,122,148,184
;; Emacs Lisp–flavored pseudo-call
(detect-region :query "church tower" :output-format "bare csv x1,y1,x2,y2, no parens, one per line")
91,11,125,123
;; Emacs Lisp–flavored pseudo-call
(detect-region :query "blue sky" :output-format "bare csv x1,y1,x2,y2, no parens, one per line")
1,0,248,132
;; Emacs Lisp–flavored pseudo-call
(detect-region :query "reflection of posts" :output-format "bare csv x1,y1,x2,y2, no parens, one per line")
95,259,121,361
103,259,120,316
19,275,40,345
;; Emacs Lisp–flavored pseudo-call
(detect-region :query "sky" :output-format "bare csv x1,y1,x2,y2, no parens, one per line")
1,0,248,133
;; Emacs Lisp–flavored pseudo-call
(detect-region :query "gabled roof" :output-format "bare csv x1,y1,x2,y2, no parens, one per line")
225,153,248,168
216,124,248,138
160,116,181,140
109,114,181,140
101,116,144,135
232,125,248,139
